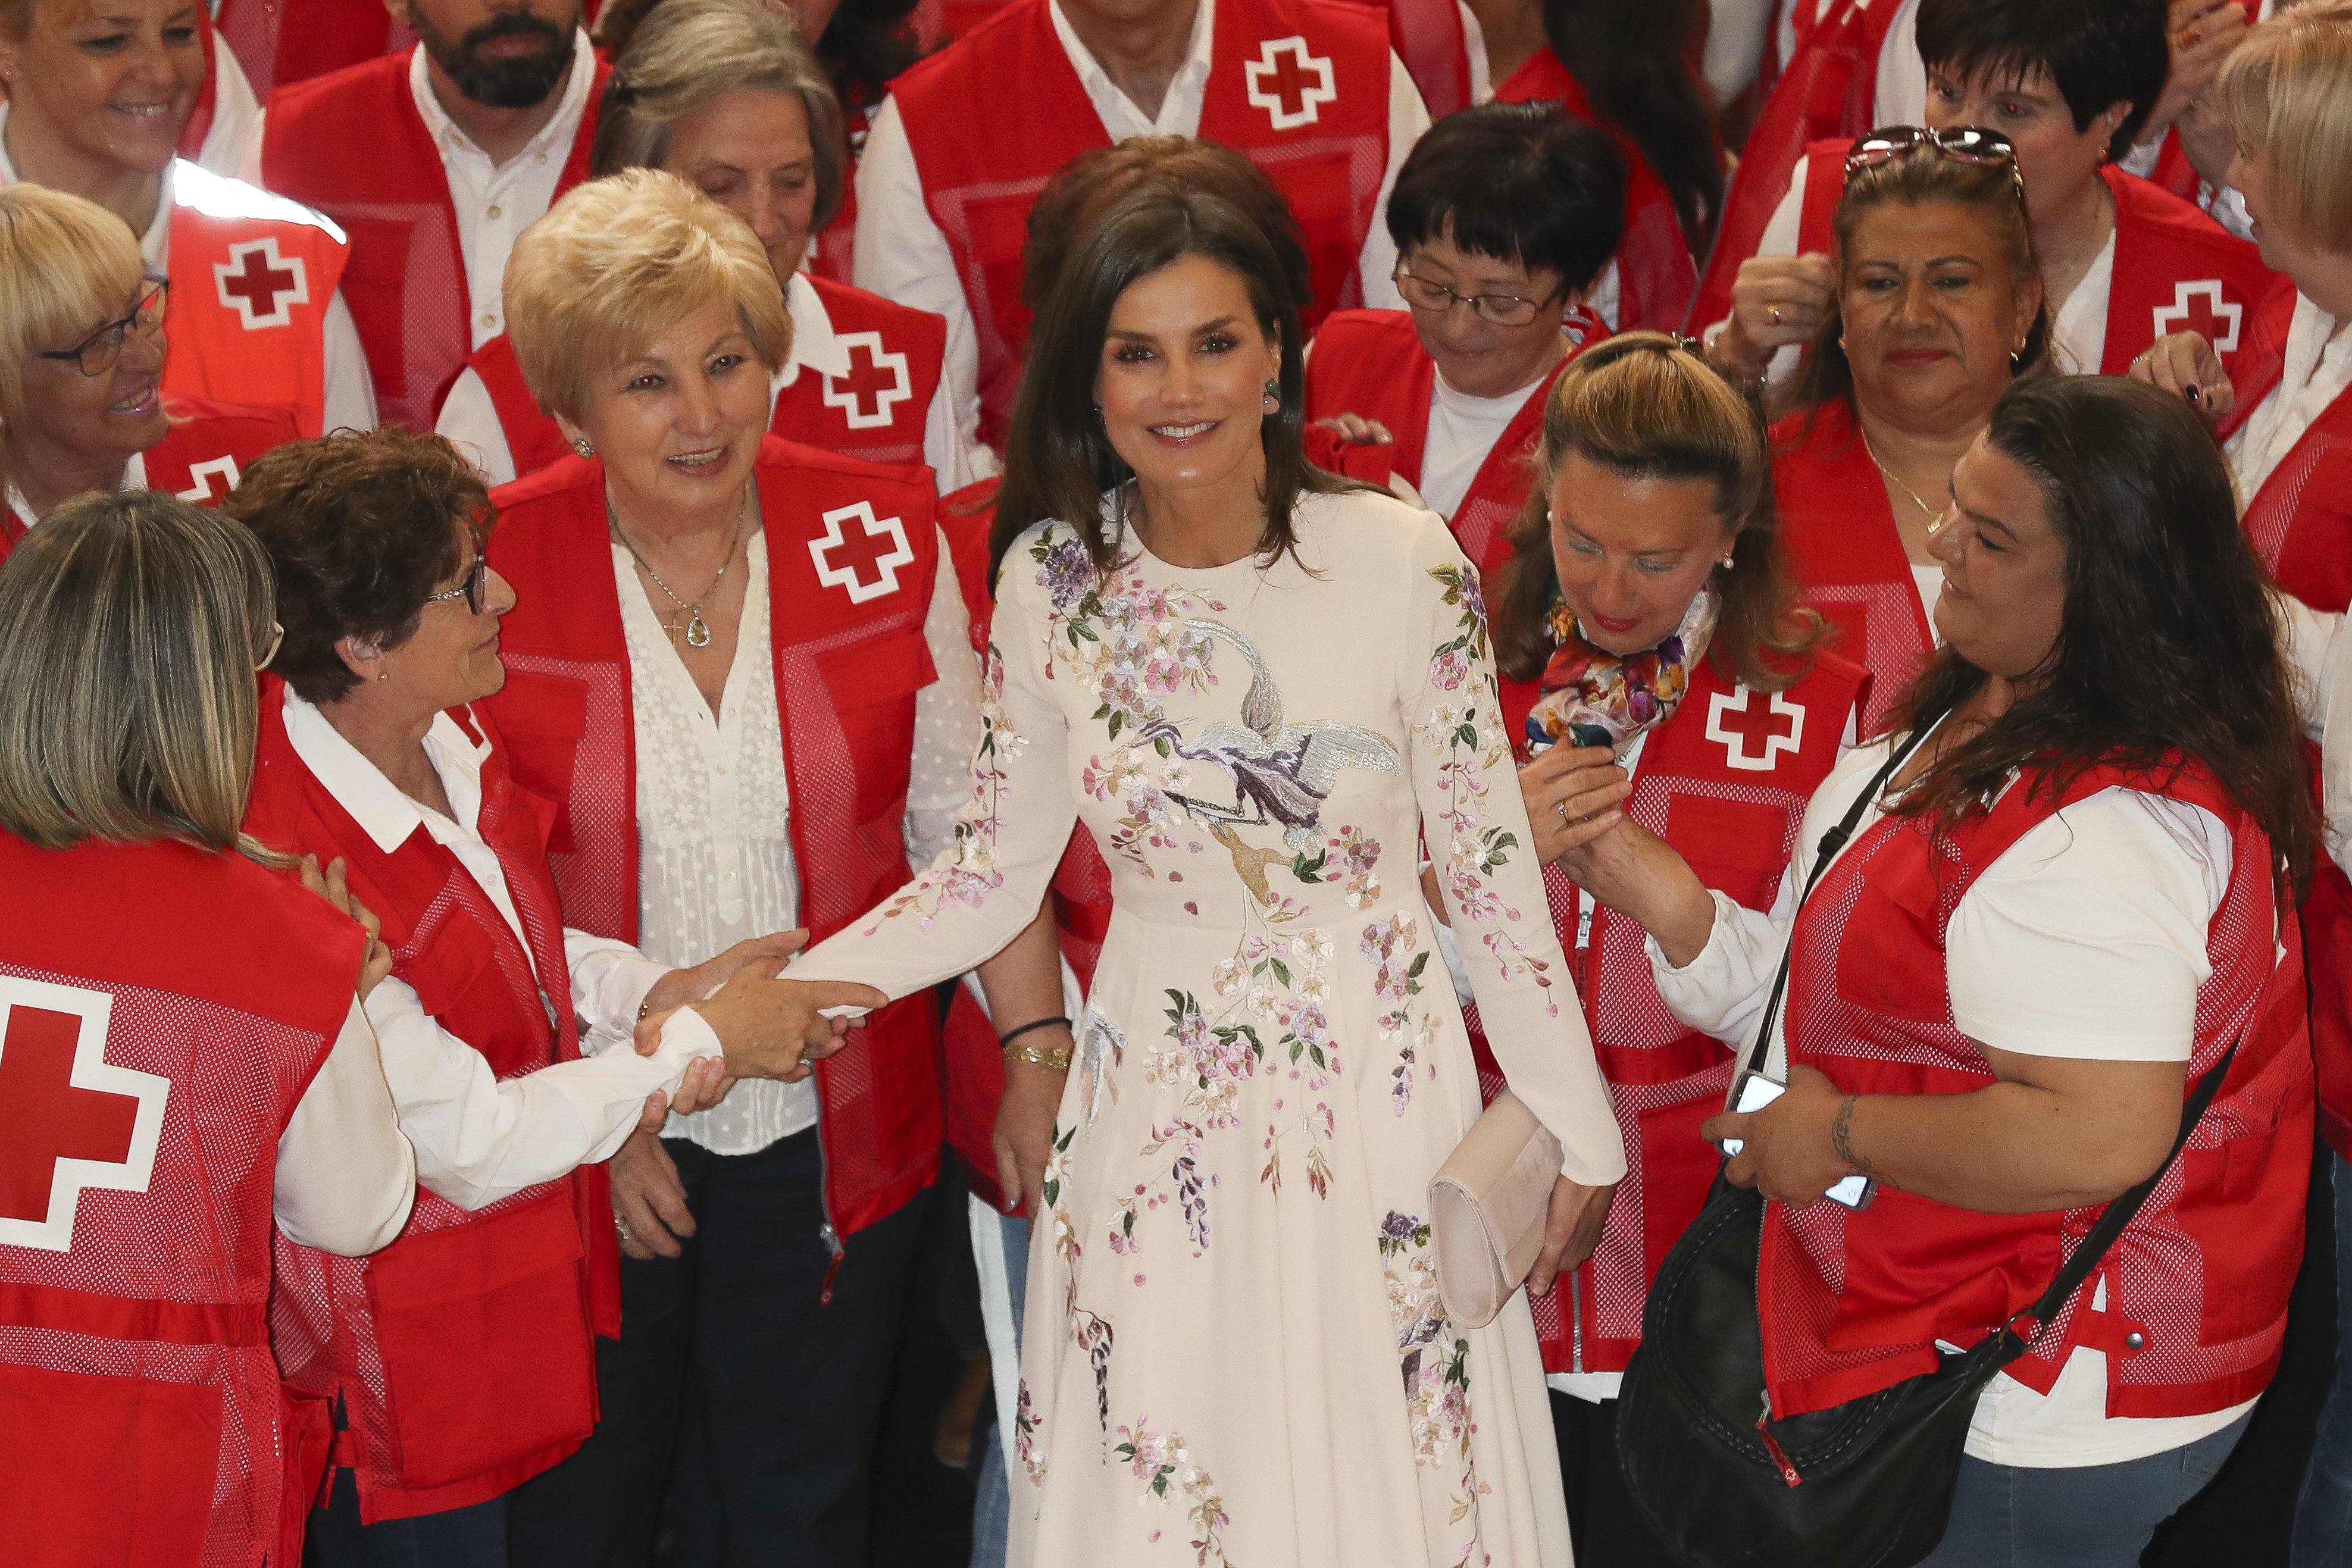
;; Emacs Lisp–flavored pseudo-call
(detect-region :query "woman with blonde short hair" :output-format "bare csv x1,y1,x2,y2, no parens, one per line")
437,0,972,489
0,184,300,543
481,170,1059,1567
2128,7,2352,1557
0,491,414,1568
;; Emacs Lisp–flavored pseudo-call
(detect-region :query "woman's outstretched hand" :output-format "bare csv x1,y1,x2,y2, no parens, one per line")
1553,810,1719,968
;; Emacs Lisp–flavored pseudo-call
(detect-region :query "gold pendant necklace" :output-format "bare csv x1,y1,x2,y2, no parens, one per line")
1859,427,1946,535
608,486,749,649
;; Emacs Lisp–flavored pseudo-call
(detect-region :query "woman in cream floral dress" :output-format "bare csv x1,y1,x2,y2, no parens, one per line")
786,181,1626,1566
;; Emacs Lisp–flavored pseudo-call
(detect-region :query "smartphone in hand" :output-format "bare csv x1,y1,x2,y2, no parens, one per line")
1721,1070,1874,1209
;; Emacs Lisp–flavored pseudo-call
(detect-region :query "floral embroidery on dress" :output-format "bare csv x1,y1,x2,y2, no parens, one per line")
1417,565,1558,1018
1013,1378,1046,1488
1381,1210,1485,1557
1114,1418,1234,1567
1077,1006,1128,1126
1362,916,1433,1112
859,637,1024,932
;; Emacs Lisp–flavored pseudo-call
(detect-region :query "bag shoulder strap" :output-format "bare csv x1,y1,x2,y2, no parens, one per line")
1735,723,1935,1082
2006,1039,2240,1345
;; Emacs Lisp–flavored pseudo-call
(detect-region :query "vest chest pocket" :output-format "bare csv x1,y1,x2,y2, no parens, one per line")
1829,835,1956,1029
364,1188,596,1488
811,631,937,819
1666,795,1794,911
489,670,592,853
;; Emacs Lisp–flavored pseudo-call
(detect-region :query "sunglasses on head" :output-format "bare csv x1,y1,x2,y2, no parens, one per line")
1844,126,2028,211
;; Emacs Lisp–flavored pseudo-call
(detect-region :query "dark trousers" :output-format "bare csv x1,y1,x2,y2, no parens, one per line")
306,1465,508,1568
1550,1390,1678,1567
506,1128,924,1568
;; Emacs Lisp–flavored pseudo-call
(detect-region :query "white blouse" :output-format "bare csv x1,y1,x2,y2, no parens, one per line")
621,527,984,1157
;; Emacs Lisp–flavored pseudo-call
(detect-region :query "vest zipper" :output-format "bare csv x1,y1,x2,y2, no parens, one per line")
1753,1203,1800,1484
1569,1265,1585,1373
813,1098,846,1304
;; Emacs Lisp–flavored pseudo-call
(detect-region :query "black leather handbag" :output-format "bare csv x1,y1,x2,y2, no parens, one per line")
1612,733,2239,1568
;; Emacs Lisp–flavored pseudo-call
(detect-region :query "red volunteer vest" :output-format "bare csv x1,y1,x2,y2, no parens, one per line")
932,480,1114,1210
890,0,1392,445
2217,277,2352,1157
1493,51,1697,334
1471,652,1868,1375
245,688,618,1522
1378,0,1472,120
1761,760,2310,1421
158,162,349,439
480,436,945,1237
1771,399,1929,737
261,49,610,433
464,276,949,481
1303,308,1566,575
218,0,412,96
1691,0,1897,333
0,832,359,1568
1793,149,2279,377
0,398,295,566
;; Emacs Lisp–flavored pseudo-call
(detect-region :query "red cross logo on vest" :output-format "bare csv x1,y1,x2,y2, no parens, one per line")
1244,36,1337,130
0,977,170,1253
809,501,915,604
1706,687,1804,772
2151,280,2243,354
824,333,914,430
175,456,241,505
214,237,310,330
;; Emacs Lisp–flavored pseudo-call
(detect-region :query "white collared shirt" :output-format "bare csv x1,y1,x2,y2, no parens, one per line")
2229,291,2352,506
1,104,377,434
279,686,726,1212
242,32,597,350
853,0,1430,456
619,525,984,1156
434,271,979,489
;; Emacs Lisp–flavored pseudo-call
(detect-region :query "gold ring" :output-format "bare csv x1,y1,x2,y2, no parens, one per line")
1769,304,1782,325
1556,802,1571,824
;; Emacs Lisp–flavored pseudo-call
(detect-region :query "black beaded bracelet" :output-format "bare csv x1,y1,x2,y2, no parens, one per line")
999,1015,1072,1049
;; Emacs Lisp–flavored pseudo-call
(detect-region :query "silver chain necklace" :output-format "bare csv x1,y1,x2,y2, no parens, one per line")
607,486,749,649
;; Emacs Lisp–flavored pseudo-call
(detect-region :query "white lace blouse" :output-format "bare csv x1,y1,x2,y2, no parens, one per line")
616,527,983,1156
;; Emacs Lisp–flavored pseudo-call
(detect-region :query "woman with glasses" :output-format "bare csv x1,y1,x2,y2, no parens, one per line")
0,0,371,436
1709,0,2273,393
0,184,300,549
1453,333,1868,1564
226,425,883,1566
0,489,414,1568
1769,134,2050,736
1305,102,1624,578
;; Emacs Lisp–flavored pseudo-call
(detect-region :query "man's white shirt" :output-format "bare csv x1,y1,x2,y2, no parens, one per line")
853,0,1430,456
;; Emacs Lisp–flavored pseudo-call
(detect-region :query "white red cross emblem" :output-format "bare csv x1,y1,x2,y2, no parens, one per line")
214,237,310,330
2151,279,2242,355
824,333,914,430
0,976,170,1253
1244,36,1337,130
175,456,241,505
1706,687,1804,772
808,501,915,604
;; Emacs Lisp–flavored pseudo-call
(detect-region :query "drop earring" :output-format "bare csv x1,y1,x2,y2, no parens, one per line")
573,437,595,459
1262,377,1280,408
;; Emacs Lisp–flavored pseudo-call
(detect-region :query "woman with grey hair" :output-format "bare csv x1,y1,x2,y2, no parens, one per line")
436,0,976,490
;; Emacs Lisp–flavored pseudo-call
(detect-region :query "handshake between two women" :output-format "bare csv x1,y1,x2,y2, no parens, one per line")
625,930,888,1121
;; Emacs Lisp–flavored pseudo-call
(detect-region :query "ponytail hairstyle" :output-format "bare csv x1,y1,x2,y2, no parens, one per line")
1492,331,1824,692
1538,0,1724,251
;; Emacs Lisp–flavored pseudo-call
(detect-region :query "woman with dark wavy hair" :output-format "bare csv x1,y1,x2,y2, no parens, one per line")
1564,374,2317,1563
777,177,1626,1564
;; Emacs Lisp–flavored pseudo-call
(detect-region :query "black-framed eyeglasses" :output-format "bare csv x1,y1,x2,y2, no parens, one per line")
421,531,489,616
33,273,170,378
1393,261,1555,327
1846,126,2027,212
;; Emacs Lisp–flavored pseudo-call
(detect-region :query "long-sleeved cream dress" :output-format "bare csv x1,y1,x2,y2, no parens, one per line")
792,487,1625,1567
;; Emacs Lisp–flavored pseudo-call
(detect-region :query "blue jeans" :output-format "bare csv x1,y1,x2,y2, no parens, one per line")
969,1204,1031,1568
2292,1151,2352,1567
1918,1412,2251,1568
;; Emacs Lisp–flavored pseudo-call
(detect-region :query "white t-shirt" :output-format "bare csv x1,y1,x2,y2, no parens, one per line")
1652,725,2264,1465
1419,371,1548,520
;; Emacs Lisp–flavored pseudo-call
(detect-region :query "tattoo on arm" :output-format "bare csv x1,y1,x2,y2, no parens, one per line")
1830,1095,1897,1190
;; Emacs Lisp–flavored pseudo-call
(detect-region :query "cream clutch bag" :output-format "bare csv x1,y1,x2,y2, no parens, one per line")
1428,1090,1564,1329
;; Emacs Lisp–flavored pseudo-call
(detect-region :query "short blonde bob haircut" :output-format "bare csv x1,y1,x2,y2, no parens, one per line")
0,490,279,853
592,0,849,234
503,167,791,424
2217,0,2352,254
0,184,146,489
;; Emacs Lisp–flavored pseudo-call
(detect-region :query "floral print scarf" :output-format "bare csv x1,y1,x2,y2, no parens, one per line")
1524,589,1718,757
